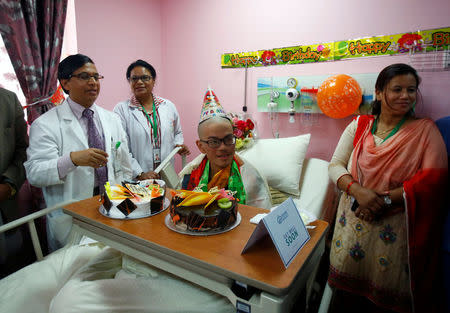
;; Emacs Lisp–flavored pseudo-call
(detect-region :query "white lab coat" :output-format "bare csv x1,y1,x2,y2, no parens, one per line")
114,97,184,177
25,100,133,250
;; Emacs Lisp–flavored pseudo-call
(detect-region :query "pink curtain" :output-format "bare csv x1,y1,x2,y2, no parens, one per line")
0,0,68,124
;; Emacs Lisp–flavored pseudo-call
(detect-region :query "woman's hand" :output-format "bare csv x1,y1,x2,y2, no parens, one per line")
338,175,385,222
351,185,387,222
136,171,160,180
353,186,385,214
355,207,376,222
176,144,190,156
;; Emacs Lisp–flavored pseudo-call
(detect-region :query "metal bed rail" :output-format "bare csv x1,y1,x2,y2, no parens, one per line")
0,200,76,261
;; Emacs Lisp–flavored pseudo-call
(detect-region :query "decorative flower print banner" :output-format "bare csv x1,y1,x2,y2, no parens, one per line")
221,27,450,68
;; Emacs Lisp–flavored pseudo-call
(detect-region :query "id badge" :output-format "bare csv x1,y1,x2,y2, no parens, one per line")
153,148,161,163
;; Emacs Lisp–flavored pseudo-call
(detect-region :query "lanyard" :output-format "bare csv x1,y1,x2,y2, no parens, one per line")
372,116,406,143
140,101,159,143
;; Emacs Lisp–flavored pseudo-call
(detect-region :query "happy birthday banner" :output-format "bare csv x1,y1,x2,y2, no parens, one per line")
221,26,450,68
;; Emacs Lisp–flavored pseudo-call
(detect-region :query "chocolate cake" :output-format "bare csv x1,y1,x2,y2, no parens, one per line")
169,191,238,232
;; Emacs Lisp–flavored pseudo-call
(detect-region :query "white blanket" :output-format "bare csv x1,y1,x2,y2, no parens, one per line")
50,248,234,313
0,244,103,313
0,244,235,313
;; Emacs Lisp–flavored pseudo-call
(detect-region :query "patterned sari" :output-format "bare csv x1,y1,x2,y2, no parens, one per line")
329,117,448,312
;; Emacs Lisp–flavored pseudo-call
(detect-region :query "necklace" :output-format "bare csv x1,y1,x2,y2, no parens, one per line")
372,116,407,143
376,127,395,135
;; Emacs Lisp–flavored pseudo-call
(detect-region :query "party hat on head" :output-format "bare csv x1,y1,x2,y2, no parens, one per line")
199,86,228,123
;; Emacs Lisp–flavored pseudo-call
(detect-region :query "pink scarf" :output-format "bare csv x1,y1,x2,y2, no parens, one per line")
352,116,448,312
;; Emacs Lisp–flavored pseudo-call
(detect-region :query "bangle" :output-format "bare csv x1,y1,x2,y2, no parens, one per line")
346,180,357,194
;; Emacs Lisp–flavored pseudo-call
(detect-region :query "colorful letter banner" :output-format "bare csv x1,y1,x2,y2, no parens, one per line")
221,26,450,68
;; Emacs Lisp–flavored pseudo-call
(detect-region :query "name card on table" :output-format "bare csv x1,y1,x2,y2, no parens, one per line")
241,197,310,268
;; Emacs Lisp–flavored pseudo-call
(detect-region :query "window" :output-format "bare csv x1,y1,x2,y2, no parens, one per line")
0,0,77,113
0,37,27,107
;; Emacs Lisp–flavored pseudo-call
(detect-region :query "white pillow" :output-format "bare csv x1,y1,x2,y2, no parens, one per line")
238,134,311,196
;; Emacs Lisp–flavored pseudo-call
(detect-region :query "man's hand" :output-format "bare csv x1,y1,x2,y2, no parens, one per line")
136,171,160,180
0,183,12,201
70,148,108,168
176,144,190,156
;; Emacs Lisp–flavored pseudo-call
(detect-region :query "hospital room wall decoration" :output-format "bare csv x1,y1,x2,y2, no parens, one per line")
257,73,377,116
221,26,450,68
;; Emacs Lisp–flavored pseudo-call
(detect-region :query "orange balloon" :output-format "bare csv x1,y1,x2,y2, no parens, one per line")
317,74,362,119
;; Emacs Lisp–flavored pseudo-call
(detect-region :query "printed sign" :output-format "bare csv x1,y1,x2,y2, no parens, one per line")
242,198,310,268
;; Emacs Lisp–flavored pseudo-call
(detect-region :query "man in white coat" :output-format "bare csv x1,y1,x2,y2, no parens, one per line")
25,54,133,251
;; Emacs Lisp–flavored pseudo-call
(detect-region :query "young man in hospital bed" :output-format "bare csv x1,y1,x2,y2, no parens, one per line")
0,88,271,313
179,88,272,209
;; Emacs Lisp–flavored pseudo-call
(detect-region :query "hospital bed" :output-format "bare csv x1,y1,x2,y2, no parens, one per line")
0,147,186,263
0,139,338,313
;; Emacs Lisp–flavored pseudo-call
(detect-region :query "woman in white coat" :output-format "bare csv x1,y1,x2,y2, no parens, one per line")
114,60,190,180
25,54,133,251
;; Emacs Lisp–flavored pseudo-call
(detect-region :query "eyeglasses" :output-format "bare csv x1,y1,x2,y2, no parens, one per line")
69,72,104,81
129,75,152,83
200,134,236,149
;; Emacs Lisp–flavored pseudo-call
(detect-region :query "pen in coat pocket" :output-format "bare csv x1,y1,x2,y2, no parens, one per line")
111,138,121,150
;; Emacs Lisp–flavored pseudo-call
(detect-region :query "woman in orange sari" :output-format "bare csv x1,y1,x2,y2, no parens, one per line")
328,63,448,313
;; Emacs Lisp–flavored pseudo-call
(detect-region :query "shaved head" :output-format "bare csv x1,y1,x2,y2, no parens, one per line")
197,116,232,138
